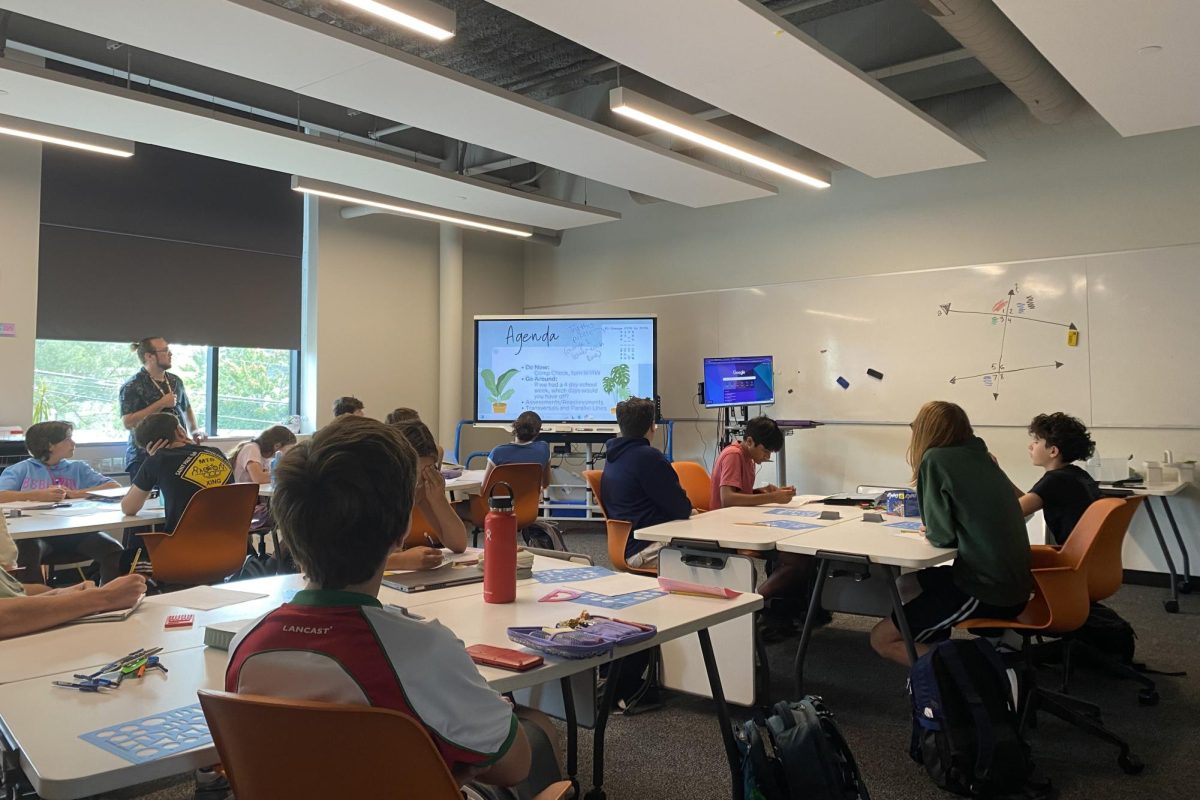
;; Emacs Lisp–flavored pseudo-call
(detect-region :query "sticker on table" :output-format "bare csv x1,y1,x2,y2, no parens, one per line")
533,567,616,584
760,520,821,531
80,703,211,764
885,521,925,531
571,589,666,609
764,508,820,517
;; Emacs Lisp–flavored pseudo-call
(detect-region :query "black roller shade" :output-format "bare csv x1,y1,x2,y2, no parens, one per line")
38,143,302,349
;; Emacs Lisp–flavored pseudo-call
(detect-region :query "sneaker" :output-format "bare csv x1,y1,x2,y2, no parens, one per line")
194,768,232,800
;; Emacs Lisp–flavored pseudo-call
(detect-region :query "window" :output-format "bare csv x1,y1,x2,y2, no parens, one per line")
33,340,295,442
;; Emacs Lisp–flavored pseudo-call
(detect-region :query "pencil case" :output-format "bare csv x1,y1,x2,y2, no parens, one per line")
507,617,657,659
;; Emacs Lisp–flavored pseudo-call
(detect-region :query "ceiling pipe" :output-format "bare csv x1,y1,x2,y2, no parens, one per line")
913,0,1083,124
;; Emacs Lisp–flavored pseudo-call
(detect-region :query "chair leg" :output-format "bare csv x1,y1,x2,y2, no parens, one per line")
1061,638,1074,694
1035,688,1143,773
617,647,663,716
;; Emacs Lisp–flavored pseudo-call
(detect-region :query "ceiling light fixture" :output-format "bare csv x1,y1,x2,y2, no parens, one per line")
609,88,830,189
0,113,133,157
291,176,533,238
336,0,456,41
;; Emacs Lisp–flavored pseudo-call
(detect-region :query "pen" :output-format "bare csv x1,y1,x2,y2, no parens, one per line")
128,548,142,575
424,533,438,548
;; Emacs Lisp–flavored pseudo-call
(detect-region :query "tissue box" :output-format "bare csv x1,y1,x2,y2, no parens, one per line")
884,489,920,517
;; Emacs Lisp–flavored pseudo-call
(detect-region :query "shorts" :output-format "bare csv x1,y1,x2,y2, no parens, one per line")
891,566,1026,644
464,717,562,800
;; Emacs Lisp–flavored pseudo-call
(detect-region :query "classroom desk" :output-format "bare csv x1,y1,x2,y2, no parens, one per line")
776,519,955,694
0,570,760,800
635,496,865,551
1121,482,1193,613
5,505,166,542
256,469,485,498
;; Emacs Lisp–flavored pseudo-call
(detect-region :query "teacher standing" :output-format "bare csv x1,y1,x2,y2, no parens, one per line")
119,337,206,478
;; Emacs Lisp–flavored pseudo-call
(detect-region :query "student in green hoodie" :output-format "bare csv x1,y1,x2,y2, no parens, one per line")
870,401,1033,665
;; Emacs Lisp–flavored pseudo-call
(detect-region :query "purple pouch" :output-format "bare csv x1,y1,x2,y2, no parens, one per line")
507,617,657,659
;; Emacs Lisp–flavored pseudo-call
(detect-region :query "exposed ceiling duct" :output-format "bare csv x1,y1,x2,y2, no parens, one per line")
915,0,1083,124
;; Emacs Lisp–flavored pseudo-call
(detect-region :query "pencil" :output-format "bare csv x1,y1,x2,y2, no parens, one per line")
128,547,142,575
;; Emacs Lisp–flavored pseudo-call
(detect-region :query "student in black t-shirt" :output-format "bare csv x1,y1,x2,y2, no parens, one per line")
121,413,233,532
1004,412,1101,545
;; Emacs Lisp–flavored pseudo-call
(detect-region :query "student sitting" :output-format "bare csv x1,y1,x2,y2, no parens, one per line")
0,421,124,584
0,519,147,640
388,419,469,571
333,396,365,418
870,401,1032,666
228,425,297,485
486,411,551,489
1007,412,1101,546
601,397,692,570
709,416,796,509
385,407,421,425
121,413,234,532
225,415,564,796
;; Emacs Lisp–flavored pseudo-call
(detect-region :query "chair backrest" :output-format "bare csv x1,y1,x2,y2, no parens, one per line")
671,461,712,512
605,519,655,576
1057,496,1143,602
583,469,606,517
402,505,437,549
141,483,258,585
198,690,461,799
470,463,543,529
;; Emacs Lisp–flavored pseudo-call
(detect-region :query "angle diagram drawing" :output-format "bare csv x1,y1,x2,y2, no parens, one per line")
938,283,1080,401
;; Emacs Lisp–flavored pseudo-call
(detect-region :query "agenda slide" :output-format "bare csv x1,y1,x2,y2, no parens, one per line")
474,316,656,422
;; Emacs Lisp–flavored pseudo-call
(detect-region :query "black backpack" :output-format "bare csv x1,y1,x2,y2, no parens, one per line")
735,696,869,800
909,639,1051,799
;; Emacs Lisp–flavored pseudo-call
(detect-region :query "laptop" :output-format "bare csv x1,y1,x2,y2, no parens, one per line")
382,564,484,593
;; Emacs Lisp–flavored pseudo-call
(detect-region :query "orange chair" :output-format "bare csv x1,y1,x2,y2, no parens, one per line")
671,461,712,512
960,498,1144,773
198,690,571,800
401,506,438,549
1033,497,1157,702
140,483,258,586
605,519,656,577
582,469,606,517
468,463,544,544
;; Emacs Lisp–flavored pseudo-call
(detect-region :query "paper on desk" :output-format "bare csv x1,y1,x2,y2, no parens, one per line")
86,486,130,499
0,500,57,510
39,501,113,516
565,572,658,597
143,585,268,611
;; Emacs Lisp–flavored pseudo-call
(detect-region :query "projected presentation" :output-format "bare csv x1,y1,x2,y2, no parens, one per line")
703,355,775,408
474,317,657,423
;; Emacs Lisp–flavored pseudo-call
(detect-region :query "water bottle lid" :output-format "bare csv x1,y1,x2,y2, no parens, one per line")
488,481,515,511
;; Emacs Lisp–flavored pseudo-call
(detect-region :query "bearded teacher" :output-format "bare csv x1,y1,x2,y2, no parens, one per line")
119,336,207,478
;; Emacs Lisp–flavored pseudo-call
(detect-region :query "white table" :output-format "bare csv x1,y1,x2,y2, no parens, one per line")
257,470,485,498
1121,482,1193,613
635,496,865,551
0,570,759,800
776,518,955,693
5,505,166,542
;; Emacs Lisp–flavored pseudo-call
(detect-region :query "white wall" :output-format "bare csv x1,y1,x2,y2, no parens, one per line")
0,136,41,429
525,120,1200,576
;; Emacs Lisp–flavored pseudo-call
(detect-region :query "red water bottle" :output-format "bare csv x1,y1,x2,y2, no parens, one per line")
483,482,517,604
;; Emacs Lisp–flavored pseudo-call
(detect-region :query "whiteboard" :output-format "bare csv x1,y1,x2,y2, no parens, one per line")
528,242,1200,429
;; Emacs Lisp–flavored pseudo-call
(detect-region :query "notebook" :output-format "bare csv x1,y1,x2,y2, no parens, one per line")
383,563,485,593
67,594,144,624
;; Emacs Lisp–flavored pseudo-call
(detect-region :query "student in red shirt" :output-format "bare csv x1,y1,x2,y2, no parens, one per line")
711,417,820,635
709,417,796,509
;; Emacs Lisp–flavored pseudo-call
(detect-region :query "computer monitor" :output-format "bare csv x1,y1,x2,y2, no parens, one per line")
702,355,775,408
474,315,657,424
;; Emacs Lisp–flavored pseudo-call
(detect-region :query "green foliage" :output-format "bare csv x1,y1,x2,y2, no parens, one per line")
603,364,632,403
481,368,519,403
31,380,51,425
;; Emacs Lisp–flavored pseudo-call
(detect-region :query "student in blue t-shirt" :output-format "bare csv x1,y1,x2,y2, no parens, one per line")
486,411,552,488
0,422,124,584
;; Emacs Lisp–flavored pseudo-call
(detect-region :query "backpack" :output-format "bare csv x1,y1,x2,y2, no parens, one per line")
735,697,870,800
909,639,1051,799
1073,603,1185,678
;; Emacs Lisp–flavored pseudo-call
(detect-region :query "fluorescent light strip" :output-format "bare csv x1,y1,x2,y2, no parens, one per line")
294,185,533,238
337,0,455,41
0,124,133,157
611,95,829,189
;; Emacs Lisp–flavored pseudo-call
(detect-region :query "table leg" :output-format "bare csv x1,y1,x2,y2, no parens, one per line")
697,628,745,800
1159,497,1193,595
883,564,919,664
1143,500,1181,613
792,557,830,696
585,657,624,800
559,676,579,798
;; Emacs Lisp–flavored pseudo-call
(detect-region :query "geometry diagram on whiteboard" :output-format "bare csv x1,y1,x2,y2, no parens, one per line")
938,283,1079,401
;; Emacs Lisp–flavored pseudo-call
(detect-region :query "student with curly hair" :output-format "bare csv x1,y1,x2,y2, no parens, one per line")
1007,412,1101,545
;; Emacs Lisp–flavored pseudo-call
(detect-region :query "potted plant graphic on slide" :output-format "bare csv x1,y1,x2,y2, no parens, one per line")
601,364,632,411
482,368,519,413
